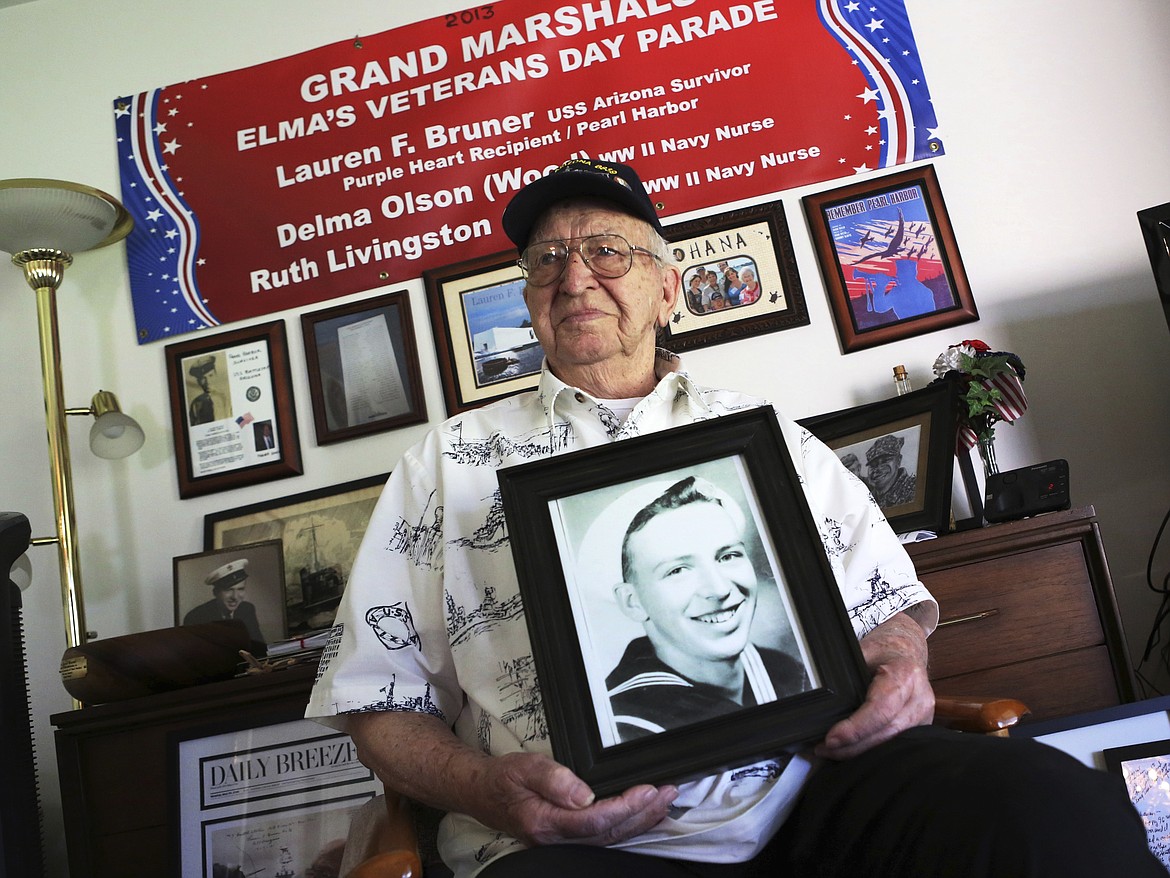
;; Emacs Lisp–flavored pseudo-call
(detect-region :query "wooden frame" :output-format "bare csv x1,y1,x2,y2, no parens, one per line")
802,164,978,353
300,291,427,445
799,382,959,534
662,200,809,351
173,540,287,644
204,473,388,637
422,249,541,415
171,714,380,878
165,321,303,499
496,407,867,796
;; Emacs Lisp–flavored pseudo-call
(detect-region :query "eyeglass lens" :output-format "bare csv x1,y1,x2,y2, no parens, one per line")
522,234,634,285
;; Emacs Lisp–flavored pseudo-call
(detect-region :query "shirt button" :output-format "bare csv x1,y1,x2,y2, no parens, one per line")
574,392,586,403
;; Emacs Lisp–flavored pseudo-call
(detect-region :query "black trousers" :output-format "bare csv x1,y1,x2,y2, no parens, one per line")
478,726,1166,877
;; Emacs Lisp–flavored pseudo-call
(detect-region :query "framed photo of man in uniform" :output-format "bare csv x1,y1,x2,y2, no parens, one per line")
173,540,288,644
497,407,868,796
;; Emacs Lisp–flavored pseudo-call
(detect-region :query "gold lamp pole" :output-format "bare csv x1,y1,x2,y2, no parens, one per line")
0,179,134,651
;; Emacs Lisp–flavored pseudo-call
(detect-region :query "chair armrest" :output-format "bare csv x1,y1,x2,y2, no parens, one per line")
934,695,1031,734
343,791,424,878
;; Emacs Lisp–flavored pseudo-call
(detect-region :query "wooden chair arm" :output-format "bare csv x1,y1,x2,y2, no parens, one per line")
344,791,424,878
934,695,1031,735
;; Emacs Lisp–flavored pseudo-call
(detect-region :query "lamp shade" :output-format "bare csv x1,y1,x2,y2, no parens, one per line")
0,178,132,256
87,391,145,459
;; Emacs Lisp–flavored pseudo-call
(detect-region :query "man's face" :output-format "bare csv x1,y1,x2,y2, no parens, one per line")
618,501,758,669
215,582,246,613
867,455,899,493
522,201,678,376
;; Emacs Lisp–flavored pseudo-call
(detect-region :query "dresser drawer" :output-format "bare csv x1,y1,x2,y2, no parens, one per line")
923,543,1104,679
931,646,1120,723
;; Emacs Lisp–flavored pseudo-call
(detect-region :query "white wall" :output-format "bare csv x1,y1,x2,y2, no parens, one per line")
4,2,1170,874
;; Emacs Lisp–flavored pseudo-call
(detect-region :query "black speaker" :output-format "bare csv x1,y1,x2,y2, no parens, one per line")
984,460,1071,523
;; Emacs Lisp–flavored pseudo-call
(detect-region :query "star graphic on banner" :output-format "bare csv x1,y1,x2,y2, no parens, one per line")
857,87,880,104
163,139,181,154
114,102,130,117
845,1,860,10
165,229,178,239
853,163,873,174
145,209,163,222
865,18,884,32
153,122,167,135
866,125,879,135
926,125,945,142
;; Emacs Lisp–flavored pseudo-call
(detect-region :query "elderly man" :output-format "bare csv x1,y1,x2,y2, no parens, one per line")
307,159,1160,877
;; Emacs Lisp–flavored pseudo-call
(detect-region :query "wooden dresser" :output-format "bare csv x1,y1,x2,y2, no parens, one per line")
909,506,1137,724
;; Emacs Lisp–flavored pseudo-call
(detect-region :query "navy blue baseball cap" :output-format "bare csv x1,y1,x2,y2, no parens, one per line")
502,158,665,248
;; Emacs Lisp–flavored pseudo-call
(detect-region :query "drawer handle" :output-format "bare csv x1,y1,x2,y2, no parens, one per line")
937,609,999,628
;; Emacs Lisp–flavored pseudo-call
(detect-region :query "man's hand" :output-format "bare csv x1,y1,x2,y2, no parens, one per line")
347,711,676,848
815,610,934,761
473,750,677,846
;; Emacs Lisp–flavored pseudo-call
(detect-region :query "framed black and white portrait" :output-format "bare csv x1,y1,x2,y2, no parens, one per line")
497,407,867,796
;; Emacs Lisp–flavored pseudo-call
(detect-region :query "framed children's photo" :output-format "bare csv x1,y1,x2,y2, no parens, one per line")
300,291,427,445
423,249,542,416
799,381,959,535
663,200,809,352
802,164,978,353
164,321,303,499
173,540,287,644
496,407,868,796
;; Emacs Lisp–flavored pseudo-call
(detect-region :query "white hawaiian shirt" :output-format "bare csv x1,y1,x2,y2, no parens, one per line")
307,351,937,877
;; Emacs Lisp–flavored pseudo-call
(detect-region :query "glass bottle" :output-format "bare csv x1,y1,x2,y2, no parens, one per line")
893,365,912,396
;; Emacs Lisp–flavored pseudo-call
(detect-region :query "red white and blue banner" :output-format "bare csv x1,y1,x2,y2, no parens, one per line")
115,0,943,343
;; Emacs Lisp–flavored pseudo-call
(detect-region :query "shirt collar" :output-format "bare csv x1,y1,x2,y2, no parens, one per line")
535,349,709,425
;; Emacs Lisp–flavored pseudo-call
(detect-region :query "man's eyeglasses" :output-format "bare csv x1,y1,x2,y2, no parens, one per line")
518,234,662,287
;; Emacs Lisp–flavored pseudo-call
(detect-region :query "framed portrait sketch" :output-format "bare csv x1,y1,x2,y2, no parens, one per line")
165,321,303,499
799,381,959,535
172,715,381,878
662,200,809,352
423,249,542,416
496,407,867,796
204,473,388,637
1103,738,1170,869
300,291,427,445
173,540,287,644
802,164,978,353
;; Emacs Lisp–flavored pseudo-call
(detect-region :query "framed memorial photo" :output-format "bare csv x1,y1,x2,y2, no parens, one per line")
496,407,867,796
165,321,303,499
662,200,809,352
172,540,287,644
204,473,388,637
300,291,427,445
423,249,541,416
802,164,978,353
171,715,381,878
799,381,959,535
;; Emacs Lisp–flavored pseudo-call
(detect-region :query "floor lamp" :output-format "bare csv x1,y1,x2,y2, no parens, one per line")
0,178,141,651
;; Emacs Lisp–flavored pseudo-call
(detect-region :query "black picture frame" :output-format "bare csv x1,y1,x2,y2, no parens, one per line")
204,473,389,637
164,320,303,499
1102,737,1170,869
662,200,809,352
1137,202,1170,337
300,290,427,445
799,382,959,534
802,165,978,353
422,248,541,416
496,407,867,796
